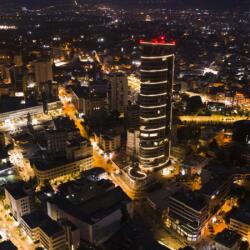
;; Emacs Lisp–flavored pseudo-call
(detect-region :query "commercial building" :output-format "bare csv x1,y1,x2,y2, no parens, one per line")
165,191,208,242
20,210,46,242
106,72,128,113
126,130,140,157
233,120,250,144
33,138,93,183
125,103,140,130
44,130,67,157
70,86,107,118
111,154,151,195
229,197,250,242
139,37,175,172
5,181,35,222
99,133,121,152
34,60,53,84
181,155,209,176
20,210,80,250
47,186,132,246
13,54,23,67
40,117,80,158
8,65,26,95
200,176,232,211
39,218,67,250
212,229,241,250
32,153,92,184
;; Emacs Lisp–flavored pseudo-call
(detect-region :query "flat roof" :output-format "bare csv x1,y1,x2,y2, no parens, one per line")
58,177,114,204
231,196,250,224
21,210,48,229
53,116,78,132
0,96,39,114
170,191,206,211
200,177,231,197
32,155,86,171
5,181,27,200
0,240,17,250
214,229,240,248
50,187,131,225
39,218,64,237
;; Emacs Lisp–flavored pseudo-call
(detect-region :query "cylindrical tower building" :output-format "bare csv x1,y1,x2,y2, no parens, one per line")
139,37,175,172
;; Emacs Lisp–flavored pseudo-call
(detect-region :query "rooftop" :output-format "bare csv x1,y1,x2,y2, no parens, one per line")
139,36,176,46
50,187,131,224
53,116,78,132
32,154,88,171
170,191,206,211
200,177,231,197
21,210,48,229
58,176,114,204
231,195,250,225
70,85,89,99
0,96,38,114
214,229,241,248
0,240,17,250
39,218,64,237
5,181,27,200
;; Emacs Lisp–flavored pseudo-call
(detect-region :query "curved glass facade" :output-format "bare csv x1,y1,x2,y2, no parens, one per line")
139,42,174,171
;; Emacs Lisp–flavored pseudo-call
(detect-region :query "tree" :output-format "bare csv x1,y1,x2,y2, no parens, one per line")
25,177,38,190
0,187,5,205
186,96,204,114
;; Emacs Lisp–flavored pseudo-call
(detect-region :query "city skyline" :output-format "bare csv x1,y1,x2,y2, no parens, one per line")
0,1,249,249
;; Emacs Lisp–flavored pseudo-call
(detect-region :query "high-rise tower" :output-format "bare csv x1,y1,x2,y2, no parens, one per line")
139,37,175,172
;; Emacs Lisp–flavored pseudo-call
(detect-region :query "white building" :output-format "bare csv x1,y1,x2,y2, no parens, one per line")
20,211,80,250
5,181,35,222
99,133,121,152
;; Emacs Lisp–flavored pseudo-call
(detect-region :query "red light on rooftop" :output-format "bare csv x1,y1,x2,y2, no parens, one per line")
160,35,166,40
151,38,158,44
139,37,176,46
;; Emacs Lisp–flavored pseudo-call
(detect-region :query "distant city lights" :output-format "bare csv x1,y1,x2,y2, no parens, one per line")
0,25,17,30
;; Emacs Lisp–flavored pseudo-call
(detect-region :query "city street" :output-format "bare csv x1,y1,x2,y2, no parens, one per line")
9,142,35,182
0,201,35,250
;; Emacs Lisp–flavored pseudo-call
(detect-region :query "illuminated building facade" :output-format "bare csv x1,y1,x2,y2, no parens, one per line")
139,37,175,172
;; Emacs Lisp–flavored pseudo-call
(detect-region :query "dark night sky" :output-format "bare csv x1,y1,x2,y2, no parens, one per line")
0,0,249,10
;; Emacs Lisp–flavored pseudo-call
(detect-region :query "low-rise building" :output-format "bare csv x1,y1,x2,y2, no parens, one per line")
47,187,133,246
212,229,241,250
164,191,208,242
99,133,121,152
33,156,92,184
229,198,250,242
70,86,107,118
20,210,80,250
181,155,209,176
200,176,232,212
5,181,35,222
33,138,93,183
20,210,45,242
39,218,67,250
